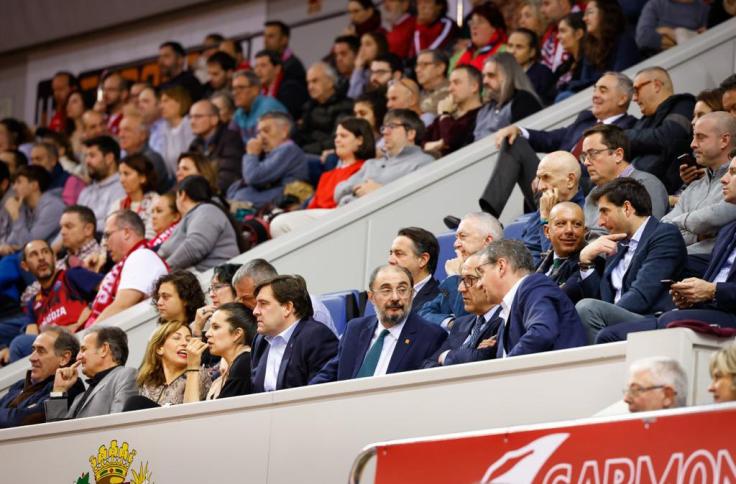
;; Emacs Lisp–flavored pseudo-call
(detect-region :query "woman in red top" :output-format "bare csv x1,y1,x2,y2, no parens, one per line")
454,3,508,72
270,117,375,237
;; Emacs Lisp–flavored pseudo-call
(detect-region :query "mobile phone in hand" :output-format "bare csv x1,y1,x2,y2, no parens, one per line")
661,279,674,287
677,153,698,168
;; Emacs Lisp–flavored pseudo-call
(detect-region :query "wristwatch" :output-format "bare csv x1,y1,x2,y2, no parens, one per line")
50,391,67,399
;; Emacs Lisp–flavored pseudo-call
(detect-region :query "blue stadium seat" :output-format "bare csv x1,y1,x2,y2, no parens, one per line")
503,213,535,241
320,290,359,336
434,231,456,281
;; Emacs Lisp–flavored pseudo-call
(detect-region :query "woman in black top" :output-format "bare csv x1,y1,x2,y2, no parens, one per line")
187,302,256,399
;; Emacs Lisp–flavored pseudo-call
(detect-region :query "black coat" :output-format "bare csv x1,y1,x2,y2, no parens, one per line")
296,93,354,155
189,123,244,194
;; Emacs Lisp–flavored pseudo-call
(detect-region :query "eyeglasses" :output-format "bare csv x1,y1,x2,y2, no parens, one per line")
380,122,405,133
102,228,123,240
374,286,411,298
622,385,665,397
633,80,653,95
579,147,613,163
232,84,252,91
370,68,392,76
208,282,231,293
474,261,494,278
460,275,480,287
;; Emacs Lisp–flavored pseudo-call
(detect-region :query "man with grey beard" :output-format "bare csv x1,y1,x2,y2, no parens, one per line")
310,264,446,383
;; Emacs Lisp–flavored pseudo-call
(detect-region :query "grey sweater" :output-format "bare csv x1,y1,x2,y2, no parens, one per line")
158,203,240,272
7,188,65,247
636,0,709,51
334,145,434,206
662,161,736,255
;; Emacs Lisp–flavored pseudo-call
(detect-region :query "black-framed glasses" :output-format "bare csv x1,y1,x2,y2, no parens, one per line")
633,79,654,95
102,228,123,240
459,275,480,288
380,122,406,133
474,261,494,278
208,282,231,293
579,148,613,163
622,385,665,397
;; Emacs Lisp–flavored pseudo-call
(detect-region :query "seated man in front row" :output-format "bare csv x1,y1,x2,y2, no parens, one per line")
475,240,587,357
310,265,447,384
597,153,736,343
227,111,309,209
574,178,687,343
45,326,137,420
423,253,501,368
623,357,687,413
0,327,84,428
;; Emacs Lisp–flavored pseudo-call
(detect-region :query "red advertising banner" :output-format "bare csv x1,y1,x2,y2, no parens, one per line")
373,405,736,484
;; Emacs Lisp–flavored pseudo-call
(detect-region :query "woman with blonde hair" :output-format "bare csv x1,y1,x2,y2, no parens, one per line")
709,344,736,403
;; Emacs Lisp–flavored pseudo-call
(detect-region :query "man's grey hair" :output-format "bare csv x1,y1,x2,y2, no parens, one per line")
461,212,504,241
210,92,235,112
233,70,261,89
87,326,129,366
417,49,449,73
635,66,673,92
310,61,339,87
478,240,535,273
32,141,59,161
485,52,540,106
193,99,220,117
107,209,145,238
232,258,278,286
368,264,414,291
602,71,634,106
41,326,80,362
629,356,688,407
260,111,294,133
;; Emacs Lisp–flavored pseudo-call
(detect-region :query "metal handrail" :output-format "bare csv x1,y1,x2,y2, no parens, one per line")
348,446,377,484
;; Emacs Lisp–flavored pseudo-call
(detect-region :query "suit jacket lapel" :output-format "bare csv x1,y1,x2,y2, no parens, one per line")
253,336,270,392
387,316,418,373
276,320,305,389
352,319,378,378
622,218,656,287
78,367,117,414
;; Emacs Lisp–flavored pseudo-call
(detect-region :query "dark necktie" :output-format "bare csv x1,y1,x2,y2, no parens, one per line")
356,329,390,378
465,315,486,349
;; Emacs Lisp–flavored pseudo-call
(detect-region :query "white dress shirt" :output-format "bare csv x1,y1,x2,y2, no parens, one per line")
263,319,300,392
368,317,407,377
413,275,431,298
714,246,736,283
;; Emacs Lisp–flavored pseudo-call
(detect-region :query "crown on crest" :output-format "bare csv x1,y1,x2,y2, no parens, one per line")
89,440,136,484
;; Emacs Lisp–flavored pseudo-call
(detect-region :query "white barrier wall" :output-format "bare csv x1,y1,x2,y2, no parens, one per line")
0,329,728,483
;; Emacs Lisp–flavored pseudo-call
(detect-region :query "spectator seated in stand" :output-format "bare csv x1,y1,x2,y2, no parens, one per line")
158,41,204,102
347,31,389,99
473,52,543,142
229,71,288,145
123,321,212,410
422,253,501,368
333,109,434,206
29,139,84,205
538,0,577,73
187,99,244,194
332,35,360,89
175,152,219,194
251,275,339,392
386,78,428,126
635,0,709,57
552,13,586,96
2,240,102,364
0,165,65,257
382,0,415,59
262,20,307,86
415,49,450,125
368,53,404,93
0,327,84,428
117,109,172,193
475,240,587,357
387,226,441,311
152,271,205,325
191,263,242,339
98,72,129,137
254,49,309,121
203,51,236,99
135,86,167,159
454,3,508,72
226,112,310,210
159,86,195,180
110,154,159,240
506,28,556,105
412,0,458,57
159,176,244,272
623,357,687,413
574,178,687,343
77,136,126,233
310,264,447,384
418,211,503,329
346,0,383,38
708,344,736,404
297,62,355,156
83,210,169,328
424,65,484,157
481,71,636,218
269,117,374,237
148,192,181,251
353,90,388,147
721,74,736,116
44,326,138,421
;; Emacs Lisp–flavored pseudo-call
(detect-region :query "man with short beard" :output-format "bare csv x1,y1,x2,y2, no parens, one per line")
310,264,446,384
99,72,129,136
157,41,203,102
76,136,125,232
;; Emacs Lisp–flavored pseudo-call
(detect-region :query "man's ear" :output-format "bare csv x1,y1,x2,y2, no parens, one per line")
662,386,677,408
59,350,73,367
20,259,29,272
543,223,551,240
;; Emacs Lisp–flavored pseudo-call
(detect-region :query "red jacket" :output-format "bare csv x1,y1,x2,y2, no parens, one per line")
386,14,416,59
308,161,365,209
455,30,507,71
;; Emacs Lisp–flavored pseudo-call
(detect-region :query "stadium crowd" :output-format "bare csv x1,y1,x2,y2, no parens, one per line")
0,0,735,427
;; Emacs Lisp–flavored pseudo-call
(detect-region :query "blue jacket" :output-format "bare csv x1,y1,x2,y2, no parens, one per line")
527,110,637,154
701,220,736,312
422,310,501,368
413,277,440,313
522,189,586,265
497,273,587,357
310,313,447,384
578,217,687,314
417,275,468,326
0,371,84,428
251,318,338,393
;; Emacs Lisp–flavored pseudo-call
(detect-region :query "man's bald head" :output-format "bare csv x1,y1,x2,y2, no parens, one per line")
545,201,586,257
536,151,581,203
549,201,584,222
700,111,736,141
691,111,736,168
541,151,582,177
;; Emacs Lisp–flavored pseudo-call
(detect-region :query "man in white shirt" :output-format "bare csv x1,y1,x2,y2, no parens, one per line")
575,178,687,343
251,275,338,392
387,227,440,312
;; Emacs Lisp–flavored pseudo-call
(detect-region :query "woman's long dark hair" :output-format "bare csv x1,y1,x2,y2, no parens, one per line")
178,175,248,253
584,0,625,71
337,117,376,160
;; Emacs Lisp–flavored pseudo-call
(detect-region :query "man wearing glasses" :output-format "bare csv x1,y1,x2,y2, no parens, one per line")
334,109,434,205
623,357,687,413
310,264,446,383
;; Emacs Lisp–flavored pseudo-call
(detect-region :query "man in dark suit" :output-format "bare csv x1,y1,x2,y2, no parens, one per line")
423,253,500,368
480,72,638,217
597,155,736,342
310,265,447,384
251,275,338,392
476,240,587,357
44,326,137,420
575,178,687,343
537,202,586,302
388,227,440,312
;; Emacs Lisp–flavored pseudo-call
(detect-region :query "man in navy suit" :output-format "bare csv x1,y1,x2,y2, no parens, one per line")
251,275,338,392
388,227,440,311
475,240,587,357
575,178,687,343
423,253,500,368
418,212,503,329
480,72,638,217
597,154,736,342
310,265,447,384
